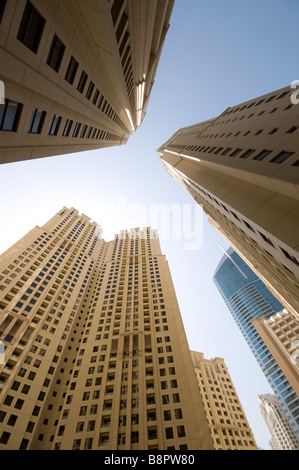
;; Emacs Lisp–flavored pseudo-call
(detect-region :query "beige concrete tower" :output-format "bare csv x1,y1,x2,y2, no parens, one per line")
258,394,299,450
0,0,174,164
191,351,258,450
252,309,299,399
0,207,212,450
158,86,299,320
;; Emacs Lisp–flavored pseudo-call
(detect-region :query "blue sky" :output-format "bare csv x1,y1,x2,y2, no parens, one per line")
1,0,299,450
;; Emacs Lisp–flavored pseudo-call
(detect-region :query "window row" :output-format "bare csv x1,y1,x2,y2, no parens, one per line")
13,1,127,130
186,174,299,270
0,99,119,142
181,141,298,166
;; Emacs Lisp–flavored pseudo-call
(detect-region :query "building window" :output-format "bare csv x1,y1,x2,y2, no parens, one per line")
72,122,81,137
28,108,46,134
177,425,186,437
92,89,100,105
86,82,95,100
0,431,10,445
0,99,23,132
240,149,255,159
48,115,62,135
62,119,73,137
253,149,272,161
17,1,45,54
80,124,87,138
131,431,139,443
47,34,65,72
0,0,7,23
281,248,299,266
270,151,295,164
221,148,232,155
65,56,79,84
77,71,88,93
259,232,274,246
111,0,125,26
230,148,242,157
165,427,174,439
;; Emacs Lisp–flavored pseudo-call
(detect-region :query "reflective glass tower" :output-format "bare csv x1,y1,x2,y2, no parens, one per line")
213,247,299,437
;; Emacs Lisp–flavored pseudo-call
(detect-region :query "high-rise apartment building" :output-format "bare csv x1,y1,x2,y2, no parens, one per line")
157,86,299,320
213,247,299,437
258,394,299,450
252,309,299,400
0,0,174,164
191,351,258,451
0,207,212,450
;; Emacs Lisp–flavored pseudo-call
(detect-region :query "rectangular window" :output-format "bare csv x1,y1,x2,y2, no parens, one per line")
72,122,81,137
259,232,274,246
28,108,46,134
17,1,45,54
0,99,23,132
86,82,95,100
65,56,79,84
165,427,174,439
111,0,125,26
92,89,100,105
240,149,255,159
62,119,73,137
221,148,232,155
0,0,7,24
270,151,295,164
177,425,185,438
47,34,65,72
116,12,128,44
86,126,93,139
77,71,88,93
253,149,272,161
80,125,87,138
230,148,242,157
281,248,299,266
48,115,62,136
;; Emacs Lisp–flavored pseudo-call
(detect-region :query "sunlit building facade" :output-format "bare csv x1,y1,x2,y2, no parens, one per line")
252,309,299,400
213,247,299,437
191,351,258,450
157,86,299,320
0,0,174,164
258,394,299,450
0,207,212,450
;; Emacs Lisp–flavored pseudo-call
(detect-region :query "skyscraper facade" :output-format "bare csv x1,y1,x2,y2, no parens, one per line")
0,0,174,164
0,207,212,450
258,394,299,450
191,351,258,450
157,85,299,320
213,247,299,437
252,309,299,399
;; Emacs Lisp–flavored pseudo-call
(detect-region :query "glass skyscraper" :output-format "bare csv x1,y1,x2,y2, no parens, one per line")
213,247,299,437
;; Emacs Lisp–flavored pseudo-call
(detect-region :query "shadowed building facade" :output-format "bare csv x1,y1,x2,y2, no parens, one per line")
0,0,174,164
0,207,212,450
157,86,299,321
